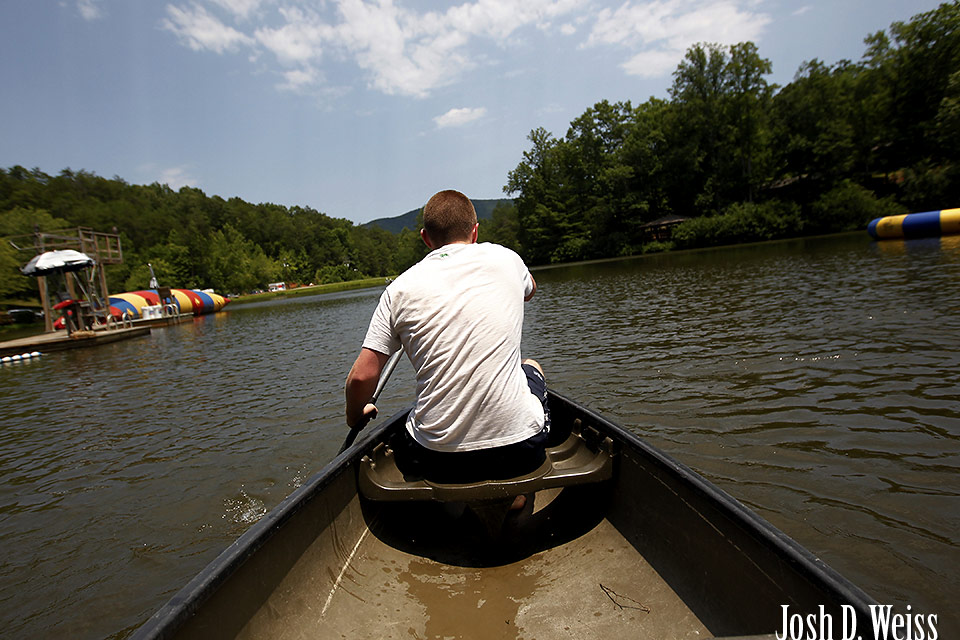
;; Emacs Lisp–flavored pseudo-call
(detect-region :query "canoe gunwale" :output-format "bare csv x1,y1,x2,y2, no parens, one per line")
547,391,876,623
130,408,407,640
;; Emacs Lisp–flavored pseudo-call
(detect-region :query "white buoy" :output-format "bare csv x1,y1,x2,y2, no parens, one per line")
2,352,42,364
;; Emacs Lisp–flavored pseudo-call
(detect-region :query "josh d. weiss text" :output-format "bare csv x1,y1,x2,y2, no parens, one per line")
776,604,939,640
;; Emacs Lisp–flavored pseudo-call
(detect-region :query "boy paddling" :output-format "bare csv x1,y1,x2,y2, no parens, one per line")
345,189,549,507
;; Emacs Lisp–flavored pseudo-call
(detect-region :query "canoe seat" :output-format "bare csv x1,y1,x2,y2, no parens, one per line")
358,419,616,502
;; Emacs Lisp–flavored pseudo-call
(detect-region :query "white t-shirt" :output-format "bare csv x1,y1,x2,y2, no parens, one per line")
362,242,544,452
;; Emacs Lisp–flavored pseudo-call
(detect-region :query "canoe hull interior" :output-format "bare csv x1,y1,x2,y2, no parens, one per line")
136,391,874,640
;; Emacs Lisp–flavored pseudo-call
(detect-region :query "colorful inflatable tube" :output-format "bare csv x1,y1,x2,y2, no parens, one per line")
109,289,230,320
867,208,960,239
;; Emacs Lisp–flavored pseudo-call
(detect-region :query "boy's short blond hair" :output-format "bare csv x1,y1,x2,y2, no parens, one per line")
423,190,477,246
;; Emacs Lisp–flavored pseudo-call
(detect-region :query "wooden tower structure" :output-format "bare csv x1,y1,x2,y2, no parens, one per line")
11,227,123,332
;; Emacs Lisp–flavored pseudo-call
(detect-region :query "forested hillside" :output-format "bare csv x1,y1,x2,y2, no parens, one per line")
492,3,959,263
0,170,413,301
2,3,957,301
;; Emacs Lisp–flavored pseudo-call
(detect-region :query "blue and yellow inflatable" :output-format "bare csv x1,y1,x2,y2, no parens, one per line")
109,289,229,320
867,208,960,239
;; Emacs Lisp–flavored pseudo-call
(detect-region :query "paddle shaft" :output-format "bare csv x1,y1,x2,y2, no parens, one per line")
338,349,403,454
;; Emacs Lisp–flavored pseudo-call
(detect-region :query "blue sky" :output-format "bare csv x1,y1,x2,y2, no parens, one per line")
0,1,945,224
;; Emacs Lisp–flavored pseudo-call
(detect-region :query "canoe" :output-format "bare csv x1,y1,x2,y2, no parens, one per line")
133,391,875,640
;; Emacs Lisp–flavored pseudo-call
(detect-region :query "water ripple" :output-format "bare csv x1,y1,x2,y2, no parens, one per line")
1,236,958,638
528,234,959,634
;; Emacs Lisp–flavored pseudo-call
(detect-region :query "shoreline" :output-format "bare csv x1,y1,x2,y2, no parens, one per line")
226,277,392,305
0,278,392,339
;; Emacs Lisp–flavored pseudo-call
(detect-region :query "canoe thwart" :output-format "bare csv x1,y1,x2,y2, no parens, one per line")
358,418,616,502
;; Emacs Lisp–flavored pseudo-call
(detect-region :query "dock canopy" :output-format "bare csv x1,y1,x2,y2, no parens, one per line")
21,250,95,277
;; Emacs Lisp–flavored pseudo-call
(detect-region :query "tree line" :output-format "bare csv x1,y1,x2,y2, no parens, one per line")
0,168,426,301
490,2,960,263
2,3,957,302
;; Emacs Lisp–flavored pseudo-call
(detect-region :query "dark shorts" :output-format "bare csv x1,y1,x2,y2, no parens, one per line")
393,364,551,484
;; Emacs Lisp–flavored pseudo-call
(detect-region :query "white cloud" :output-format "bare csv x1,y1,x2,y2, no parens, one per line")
792,5,813,17
160,1,770,100
278,66,321,92
330,0,591,96
162,4,254,54
330,0,472,97
77,0,104,21
620,49,685,78
210,0,263,20
159,167,200,190
164,0,590,99
585,0,771,78
254,6,330,65
434,107,487,128
445,0,545,40
666,1,770,46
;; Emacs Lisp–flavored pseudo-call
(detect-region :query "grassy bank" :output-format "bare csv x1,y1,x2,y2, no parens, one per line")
227,277,392,305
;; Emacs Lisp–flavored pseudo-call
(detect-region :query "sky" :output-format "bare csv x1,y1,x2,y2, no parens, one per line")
0,0,946,225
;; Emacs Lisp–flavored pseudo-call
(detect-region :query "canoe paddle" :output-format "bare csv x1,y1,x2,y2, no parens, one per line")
338,349,404,455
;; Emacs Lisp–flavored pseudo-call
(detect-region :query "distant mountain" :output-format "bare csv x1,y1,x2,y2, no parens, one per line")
365,198,513,234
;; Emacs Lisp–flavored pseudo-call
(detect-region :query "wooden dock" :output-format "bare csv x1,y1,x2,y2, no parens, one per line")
0,326,151,358
0,310,197,359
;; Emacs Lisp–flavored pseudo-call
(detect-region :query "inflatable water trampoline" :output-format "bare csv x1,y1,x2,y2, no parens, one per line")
867,208,960,239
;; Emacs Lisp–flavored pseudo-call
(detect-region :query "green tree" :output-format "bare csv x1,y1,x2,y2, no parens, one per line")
480,201,521,252
505,127,582,263
276,247,311,284
672,200,804,248
667,42,774,212
203,224,276,293
563,100,638,257
724,42,775,202
0,206,73,300
884,1,960,166
936,70,960,149
618,99,672,227
810,180,906,232
666,43,731,214
771,59,858,187
395,212,429,271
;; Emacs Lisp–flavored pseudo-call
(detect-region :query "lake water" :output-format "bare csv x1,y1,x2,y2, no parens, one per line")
0,232,957,638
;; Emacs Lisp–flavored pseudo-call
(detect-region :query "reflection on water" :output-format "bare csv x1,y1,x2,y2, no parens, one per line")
0,234,957,638
0,287,414,639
